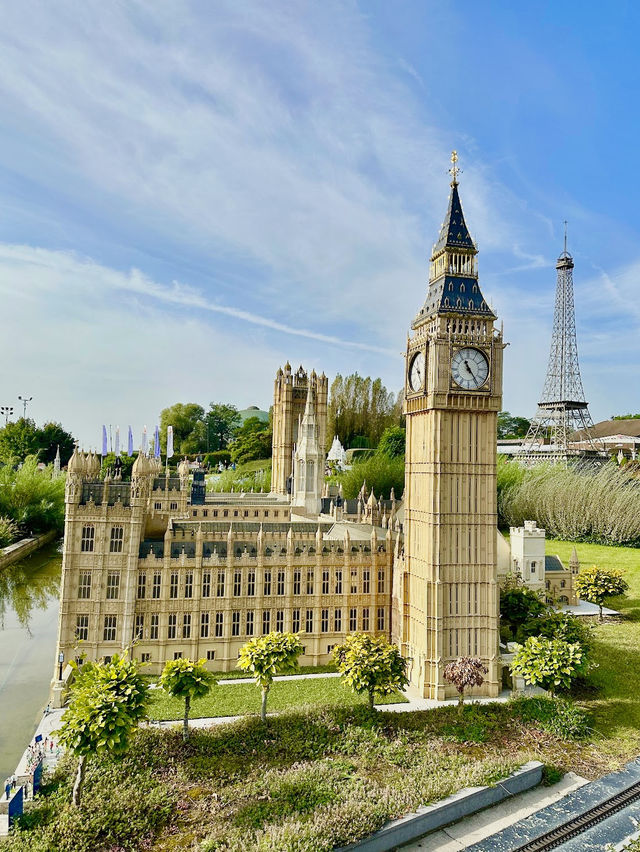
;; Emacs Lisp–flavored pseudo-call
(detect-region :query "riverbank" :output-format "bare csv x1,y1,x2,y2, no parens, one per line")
0,531,58,571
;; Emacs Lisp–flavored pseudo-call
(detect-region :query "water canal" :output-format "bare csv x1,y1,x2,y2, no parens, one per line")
0,541,61,781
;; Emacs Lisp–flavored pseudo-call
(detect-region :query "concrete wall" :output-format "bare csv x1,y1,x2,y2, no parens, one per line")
0,530,58,570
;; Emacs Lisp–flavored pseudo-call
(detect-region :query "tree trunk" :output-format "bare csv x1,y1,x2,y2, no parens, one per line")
458,691,464,715
261,686,269,722
72,754,86,807
183,695,191,741
368,690,375,712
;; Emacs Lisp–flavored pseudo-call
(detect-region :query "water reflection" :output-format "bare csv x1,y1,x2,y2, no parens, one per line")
0,542,62,781
0,546,61,634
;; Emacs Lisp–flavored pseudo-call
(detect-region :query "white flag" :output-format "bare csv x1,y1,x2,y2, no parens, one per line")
115,426,120,457
142,425,148,454
166,425,174,459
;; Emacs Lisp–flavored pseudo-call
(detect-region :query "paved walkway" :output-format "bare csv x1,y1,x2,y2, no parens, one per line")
397,772,588,850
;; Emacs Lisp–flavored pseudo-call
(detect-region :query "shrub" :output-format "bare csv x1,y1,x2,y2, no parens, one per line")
499,461,640,546
0,516,20,547
0,456,65,534
332,452,405,500
510,695,591,740
159,657,216,740
500,580,548,640
510,637,588,695
212,461,271,493
204,450,232,467
443,657,488,712
518,610,594,653
574,564,629,621
333,633,408,711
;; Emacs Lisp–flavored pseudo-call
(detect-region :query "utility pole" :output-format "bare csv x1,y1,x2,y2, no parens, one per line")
0,406,13,425
17,396,33,419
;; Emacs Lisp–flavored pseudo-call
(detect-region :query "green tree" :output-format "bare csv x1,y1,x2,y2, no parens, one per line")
519,610,594,652
497,411,531,439
159,657,216,740
443,657,488,713
377,425,406,457
333,633,408,711
230,417,272,466
237,632,304,721
0,456,65,533
206,403,241,450
499,579,547,640
328,373,400,449
510,636,588,695
574,565,629,622
611,413,640,420
159,403,205,454
99,452,137,479
0,418,40,463
56,653,150,806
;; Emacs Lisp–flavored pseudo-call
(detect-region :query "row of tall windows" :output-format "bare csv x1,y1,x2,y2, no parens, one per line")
78,606,388,644
125,568,385,602
80,524,124,553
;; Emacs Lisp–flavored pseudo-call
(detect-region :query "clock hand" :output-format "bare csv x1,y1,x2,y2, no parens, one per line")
463,360,476,378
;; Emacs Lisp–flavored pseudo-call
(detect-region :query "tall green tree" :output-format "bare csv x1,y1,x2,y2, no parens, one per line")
159,658,216,740
0,418,40,463
230,417,272,465
237,632,304,721
56,653,150,806
574,565,629,621
159,403,205,454
333,633,408,711
328,373,400,449
206,403,241,450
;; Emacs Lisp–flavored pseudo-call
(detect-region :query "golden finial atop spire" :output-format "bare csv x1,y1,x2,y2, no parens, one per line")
449,150,460,185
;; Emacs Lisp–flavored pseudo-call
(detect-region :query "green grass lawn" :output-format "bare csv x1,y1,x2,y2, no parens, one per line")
148,674,407,721
10,698,588,852
548,538,640,767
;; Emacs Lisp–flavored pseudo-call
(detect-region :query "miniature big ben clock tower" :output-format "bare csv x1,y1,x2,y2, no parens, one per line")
400,152,504,700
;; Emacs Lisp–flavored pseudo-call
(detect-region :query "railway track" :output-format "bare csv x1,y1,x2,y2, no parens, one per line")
512,778,640,851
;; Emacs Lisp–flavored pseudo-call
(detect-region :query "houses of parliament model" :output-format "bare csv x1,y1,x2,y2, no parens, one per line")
53,159,578,704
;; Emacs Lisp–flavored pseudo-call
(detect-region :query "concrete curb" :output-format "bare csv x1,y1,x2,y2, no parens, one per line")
335,761,544,852
0,530,58,570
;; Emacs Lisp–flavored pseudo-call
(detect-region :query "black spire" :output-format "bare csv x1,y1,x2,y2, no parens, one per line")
413,152,494,326
433,181,476,253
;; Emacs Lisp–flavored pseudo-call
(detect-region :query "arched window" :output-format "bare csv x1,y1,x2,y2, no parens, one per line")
444,297,450,307
472,284,478,293
81,525,95,553
468,299,473,309
456,298,462,307
460,283,465,293
448,281,453,291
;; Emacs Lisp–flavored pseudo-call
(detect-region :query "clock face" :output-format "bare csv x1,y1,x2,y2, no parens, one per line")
408,350,425,392
451,347,489,390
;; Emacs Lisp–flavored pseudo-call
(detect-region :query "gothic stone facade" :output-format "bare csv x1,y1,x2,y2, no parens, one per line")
55,452,393,677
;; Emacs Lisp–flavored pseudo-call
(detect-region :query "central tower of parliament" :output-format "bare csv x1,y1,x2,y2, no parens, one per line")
53,158,505,703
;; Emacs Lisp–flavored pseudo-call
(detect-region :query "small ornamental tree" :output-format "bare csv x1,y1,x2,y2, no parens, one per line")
500,580,547,639
333,633,408,711
56,653,149,806
443,657,489,713
237,631,304,721
160,657,216,741
574,564,629,622
510,636,588,696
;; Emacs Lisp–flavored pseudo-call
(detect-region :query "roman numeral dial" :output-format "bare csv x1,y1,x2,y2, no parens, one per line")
451,347,489,390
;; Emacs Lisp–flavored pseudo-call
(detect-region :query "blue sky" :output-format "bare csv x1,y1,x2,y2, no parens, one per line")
0,0,637,447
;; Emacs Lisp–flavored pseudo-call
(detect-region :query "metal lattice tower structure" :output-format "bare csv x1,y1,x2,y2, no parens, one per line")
520,228,603,463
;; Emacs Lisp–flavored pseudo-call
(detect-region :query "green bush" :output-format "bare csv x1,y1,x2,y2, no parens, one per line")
332,452,405,500
212,461,271,493
509,695,591,740
518,610,594,652
204,450,232,467
0,456,65,534
0,515,20,547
